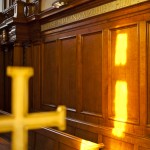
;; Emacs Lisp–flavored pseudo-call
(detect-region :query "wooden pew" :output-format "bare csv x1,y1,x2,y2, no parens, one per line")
35,128,104,150
0,110,104,150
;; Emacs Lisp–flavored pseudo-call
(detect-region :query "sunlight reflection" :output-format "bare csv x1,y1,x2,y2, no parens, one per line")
115,33,127,66
112,33,128,137
80,139,101,150
112,81,128,137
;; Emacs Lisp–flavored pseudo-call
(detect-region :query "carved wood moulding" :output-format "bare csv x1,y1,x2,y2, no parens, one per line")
0,0,40,44
41,0,148,31
40,0,116,20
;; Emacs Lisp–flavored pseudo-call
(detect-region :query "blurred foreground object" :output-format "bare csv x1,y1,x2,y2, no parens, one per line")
0,66,66,150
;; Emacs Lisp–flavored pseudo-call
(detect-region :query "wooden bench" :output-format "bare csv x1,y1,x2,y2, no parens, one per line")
35,128,104,150
0,110,104,150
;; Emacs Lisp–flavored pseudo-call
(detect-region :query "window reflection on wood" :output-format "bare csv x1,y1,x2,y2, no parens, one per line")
112,33,128,137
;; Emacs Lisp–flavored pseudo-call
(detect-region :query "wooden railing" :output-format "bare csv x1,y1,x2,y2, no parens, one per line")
1,0,39,20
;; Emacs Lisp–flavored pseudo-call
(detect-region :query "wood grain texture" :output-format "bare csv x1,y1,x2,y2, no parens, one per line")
59,36,77,110
108,25,139,124
147,21,150,125
103,136,134,150
81,31,102,116
2,0,150,150
41,41,59,108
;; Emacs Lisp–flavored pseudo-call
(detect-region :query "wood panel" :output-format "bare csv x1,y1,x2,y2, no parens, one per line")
41,41,59,108
35,133,58,150
147,21,150,124
2,1,150,149
59,143,78,150
60,36,77,111
102,136,134,150
2,1,150,150
13,43,24,66
35,128,103,150
30,6,150,149
28,131,35,150
75,128,98,143
3,46,13,113
108,25,139,124
0,48,4,110
139,147,150,150
23,45,33,112
32,43,41,111
81,31,102,116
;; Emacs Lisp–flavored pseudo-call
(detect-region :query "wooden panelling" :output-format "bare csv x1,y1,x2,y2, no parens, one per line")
75,128,98,143
147,21,150,124
81,31,102,116
32,44,41,111
139,147,150,150
35,133,58,150
59,143,78,150
23,45,33,112
28,131,35,150
35,128,104,150
20,5,150,150
60,36,77,111
108,25,139,124
2,1,150,150
0,48,4,110
13,43,24,66
41,41,59,108
103,136,134,150
3,47,13,113
24,45,32,67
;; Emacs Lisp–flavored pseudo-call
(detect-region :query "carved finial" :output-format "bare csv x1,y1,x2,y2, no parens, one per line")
52,0,69,8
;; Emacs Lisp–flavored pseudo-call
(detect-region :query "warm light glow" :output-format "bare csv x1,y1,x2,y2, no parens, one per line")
112,81,128,137
112,33,128,137
80,139,103,150
114,81,127,121
115,33,127,66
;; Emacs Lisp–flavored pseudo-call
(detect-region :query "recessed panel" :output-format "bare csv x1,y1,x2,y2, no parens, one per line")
109,25,139,124
35,133,58,150
60,37,77,110
147,22,150,124
82,31,102,116
42,41,58,107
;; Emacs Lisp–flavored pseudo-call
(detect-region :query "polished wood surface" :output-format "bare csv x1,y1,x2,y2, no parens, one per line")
0,0,150,149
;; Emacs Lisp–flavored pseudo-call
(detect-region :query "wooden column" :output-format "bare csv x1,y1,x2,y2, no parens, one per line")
13,42,24,66
2,45,13,113
13,0,25,18
0,48,4,110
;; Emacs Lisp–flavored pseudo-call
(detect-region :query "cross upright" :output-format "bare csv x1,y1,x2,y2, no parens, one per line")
0,66,66,150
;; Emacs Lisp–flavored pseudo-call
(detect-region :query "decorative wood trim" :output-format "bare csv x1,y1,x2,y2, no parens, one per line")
41,0,148,31
39,0,115,19
139,21,147,126
147,21,150,126
81,111,103,118
76,35,82,113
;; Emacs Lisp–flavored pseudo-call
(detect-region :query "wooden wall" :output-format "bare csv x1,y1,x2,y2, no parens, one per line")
25,1,150,149
1,0,150,150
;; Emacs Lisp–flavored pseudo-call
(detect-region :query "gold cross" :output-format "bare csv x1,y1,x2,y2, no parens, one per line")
0,67,66,150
